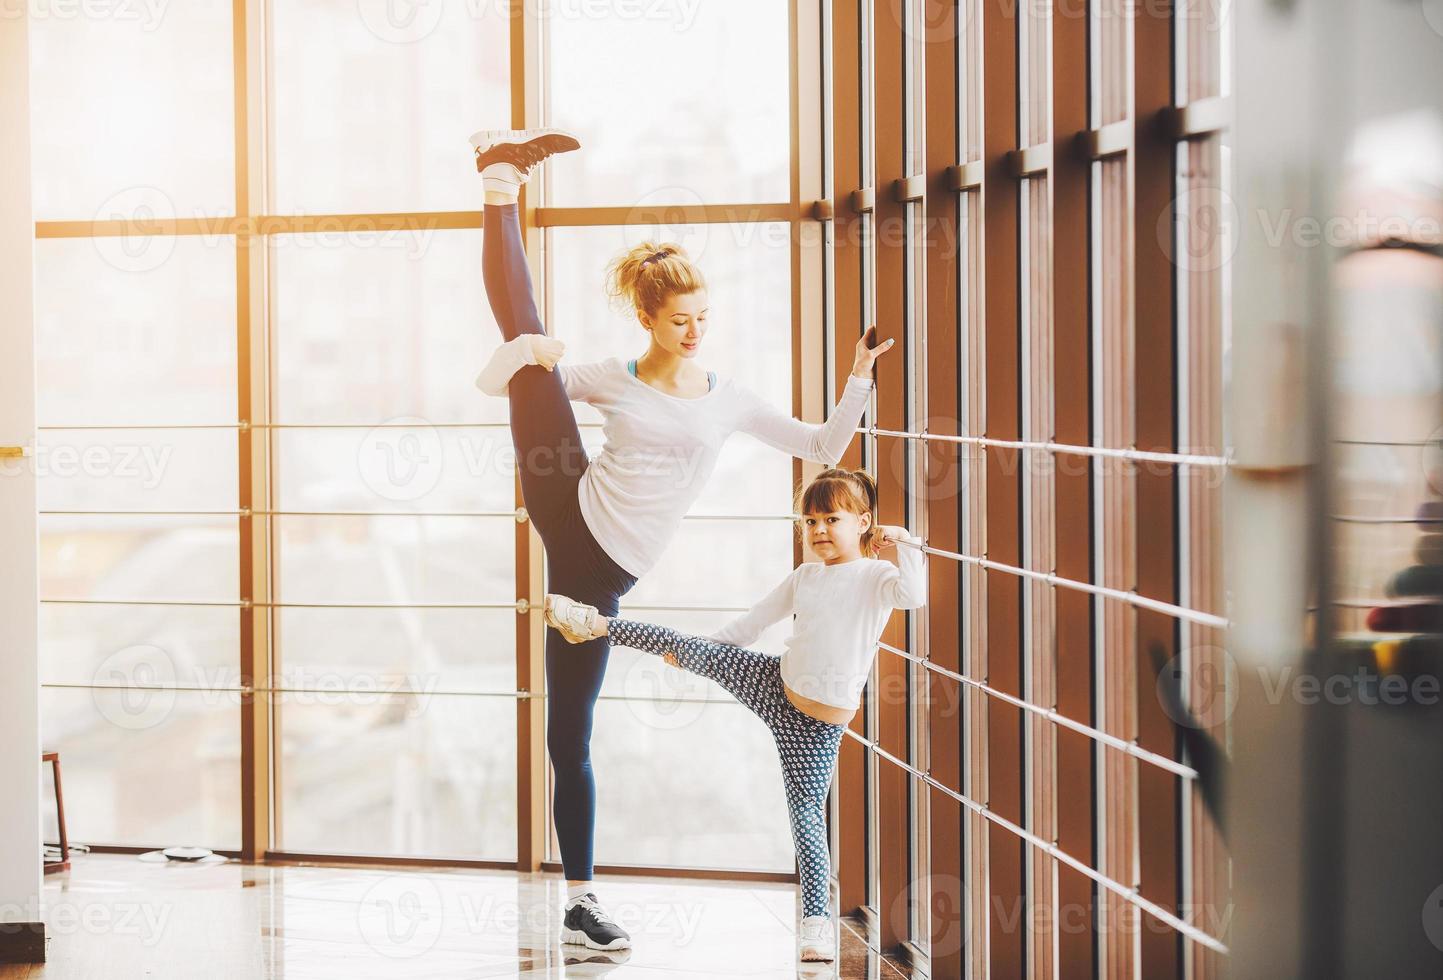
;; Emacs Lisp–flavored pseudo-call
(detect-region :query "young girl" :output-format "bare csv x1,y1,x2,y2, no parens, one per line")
543,468,927,962
467,128,894,950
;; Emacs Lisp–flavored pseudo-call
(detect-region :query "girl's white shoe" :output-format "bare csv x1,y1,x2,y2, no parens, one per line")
798,915,835,962
544,593,606,643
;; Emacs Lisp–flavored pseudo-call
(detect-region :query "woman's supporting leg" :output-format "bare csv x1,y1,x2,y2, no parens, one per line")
777,716,845,919
545,545,637,885
605,618,778,719
481,201,587,535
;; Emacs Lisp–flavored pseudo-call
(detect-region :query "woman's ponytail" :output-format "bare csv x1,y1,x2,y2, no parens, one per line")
604,241,706,320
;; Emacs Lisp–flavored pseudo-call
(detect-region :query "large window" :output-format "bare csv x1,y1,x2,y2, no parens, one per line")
32,0,818,878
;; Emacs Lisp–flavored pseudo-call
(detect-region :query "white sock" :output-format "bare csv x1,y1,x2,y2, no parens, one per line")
474,335,542,398
566,882,593,904
481,162,524,198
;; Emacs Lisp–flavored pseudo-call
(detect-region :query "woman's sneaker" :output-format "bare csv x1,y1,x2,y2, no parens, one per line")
468,128,580,193
544,593,606,643
560,893,632,951
798,915,835,961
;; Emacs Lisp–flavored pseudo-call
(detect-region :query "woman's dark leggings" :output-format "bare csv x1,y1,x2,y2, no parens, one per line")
482,202,638,882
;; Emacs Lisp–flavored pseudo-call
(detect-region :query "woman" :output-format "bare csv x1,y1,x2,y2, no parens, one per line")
467,127,892,951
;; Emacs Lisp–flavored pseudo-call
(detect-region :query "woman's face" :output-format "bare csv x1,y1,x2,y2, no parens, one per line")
640,289,709,359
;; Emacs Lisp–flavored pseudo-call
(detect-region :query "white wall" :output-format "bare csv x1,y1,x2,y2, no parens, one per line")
0,3,42,933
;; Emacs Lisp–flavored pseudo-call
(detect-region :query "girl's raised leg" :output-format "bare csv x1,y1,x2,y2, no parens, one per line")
605,619,778,720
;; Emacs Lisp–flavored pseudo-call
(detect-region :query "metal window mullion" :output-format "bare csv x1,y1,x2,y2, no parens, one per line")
921,0,963,970
234,0,272,865
830,0,870,922
979,0,1025,968
870,0,911,952
1051,0,1099,967
1132,0,1185,974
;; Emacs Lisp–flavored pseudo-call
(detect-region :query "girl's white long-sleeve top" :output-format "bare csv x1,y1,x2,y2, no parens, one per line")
708,538,928,711
476,341,874,579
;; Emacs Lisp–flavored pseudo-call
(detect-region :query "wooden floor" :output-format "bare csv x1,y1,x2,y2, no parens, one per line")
2,853,915,979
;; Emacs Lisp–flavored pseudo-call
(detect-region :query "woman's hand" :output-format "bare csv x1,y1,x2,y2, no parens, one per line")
663,651,680,668
530,336,567,372
851,324,895,379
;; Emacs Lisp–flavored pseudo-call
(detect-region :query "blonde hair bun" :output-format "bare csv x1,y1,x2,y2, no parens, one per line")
605,241,706,318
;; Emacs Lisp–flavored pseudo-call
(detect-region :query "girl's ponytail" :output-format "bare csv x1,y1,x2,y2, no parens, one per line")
848,469,884,557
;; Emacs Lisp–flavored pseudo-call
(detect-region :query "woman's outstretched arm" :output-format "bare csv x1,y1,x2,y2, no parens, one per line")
735,325,894,465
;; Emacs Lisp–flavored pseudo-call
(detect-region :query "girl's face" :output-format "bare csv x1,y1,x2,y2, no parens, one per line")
803,508,872,565
640,289,709,359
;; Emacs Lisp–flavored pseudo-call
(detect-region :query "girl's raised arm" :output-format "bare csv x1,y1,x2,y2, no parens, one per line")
708,568,802,649
875,527,928,610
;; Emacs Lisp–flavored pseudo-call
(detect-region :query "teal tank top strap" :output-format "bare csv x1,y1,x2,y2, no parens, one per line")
632,357,715,392
629,357,714,391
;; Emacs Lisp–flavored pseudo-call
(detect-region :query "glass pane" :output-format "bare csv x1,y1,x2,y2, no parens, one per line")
28,0,234,220
274,427,516,514
621,518,794,609
276,693,516,861
41,603,237,688
270,2,509,214
271,230,507,426
276,607,515,694
41,687,241,849
40,515,239,602
35,237,237,426
274,515,513,605
36,429,238,511
585,699,792,872
545,0,789,206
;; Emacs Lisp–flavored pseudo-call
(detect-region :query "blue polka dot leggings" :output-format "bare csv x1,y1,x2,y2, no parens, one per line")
606,618,845,919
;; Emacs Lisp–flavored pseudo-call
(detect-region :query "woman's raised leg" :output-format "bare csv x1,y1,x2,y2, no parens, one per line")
481,201,588,535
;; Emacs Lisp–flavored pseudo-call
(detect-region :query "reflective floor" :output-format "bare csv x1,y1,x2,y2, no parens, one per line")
2,853,914,979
